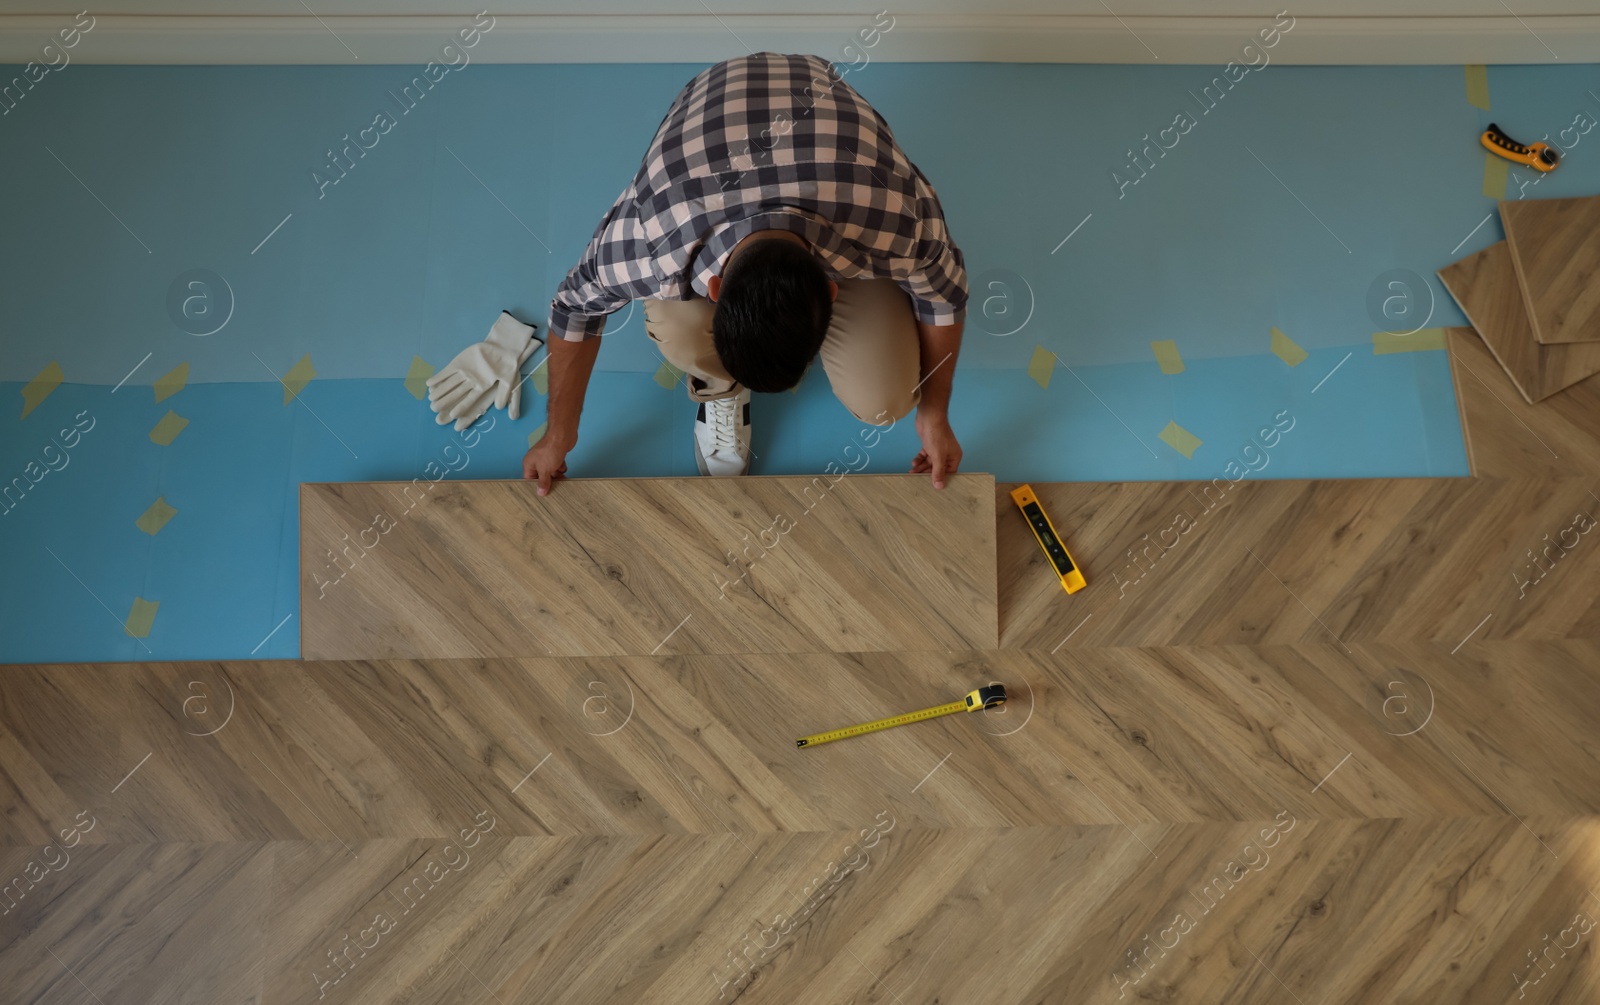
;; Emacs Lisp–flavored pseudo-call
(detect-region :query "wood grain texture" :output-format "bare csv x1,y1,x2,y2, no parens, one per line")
1439,241,1600,402
1446,326,1600,477
3,644,1599,1003
1500,194,1600,343
248,819,1598,1005
6,644,1600,844
997,477,1600,651
28,825,1590,1005
1,842,272,1005
301,474,998,660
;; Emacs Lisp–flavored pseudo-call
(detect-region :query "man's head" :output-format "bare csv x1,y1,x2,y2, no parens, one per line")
708,236,836,393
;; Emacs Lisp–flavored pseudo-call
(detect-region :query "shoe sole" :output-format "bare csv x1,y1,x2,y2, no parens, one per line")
695,449,752,477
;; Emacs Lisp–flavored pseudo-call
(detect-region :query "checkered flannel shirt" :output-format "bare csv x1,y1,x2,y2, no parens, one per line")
547,52,968,341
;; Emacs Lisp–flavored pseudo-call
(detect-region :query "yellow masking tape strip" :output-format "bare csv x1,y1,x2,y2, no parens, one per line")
149,410,189,446
1158,420,1203,459
136,497,178,536
528,423,547,447
653,360,685,389
1151,339,1185,375
281,354,316,404
404,356,434,400
125,597,160,638
1027,345,1055,389
1464,65,1490,111
1483,152,1509,200
1270,326,1308,367
531,359,549,396
21,361,64,419
153,362,189,403
1373,328,1447,355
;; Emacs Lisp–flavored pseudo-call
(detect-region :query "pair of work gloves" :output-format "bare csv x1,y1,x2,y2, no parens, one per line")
427,310,544,431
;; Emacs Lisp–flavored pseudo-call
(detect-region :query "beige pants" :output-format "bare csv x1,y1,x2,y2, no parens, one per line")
642,278,921,423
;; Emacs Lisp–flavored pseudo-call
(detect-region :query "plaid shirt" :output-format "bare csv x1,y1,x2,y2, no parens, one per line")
548,52,968,341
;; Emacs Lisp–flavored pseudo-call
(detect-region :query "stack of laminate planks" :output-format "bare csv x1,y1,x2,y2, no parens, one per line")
1439,194,1600,404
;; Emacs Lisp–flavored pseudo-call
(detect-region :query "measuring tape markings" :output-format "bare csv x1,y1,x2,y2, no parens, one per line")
796,687,1005,748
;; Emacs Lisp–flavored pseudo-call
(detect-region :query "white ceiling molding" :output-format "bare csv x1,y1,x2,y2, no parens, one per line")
0,13,1594,65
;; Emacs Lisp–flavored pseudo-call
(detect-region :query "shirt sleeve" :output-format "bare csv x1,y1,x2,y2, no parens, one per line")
899,182,968,326
547,185,642,342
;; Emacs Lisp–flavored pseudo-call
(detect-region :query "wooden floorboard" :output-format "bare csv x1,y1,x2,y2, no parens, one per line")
997,476,1600,651
1,842,272,1005
4,637,1600,1002
301,475,999,661
241,819,1596,1005
1446,326,1600,477
1439,241,1600,403
5,822,1596,1003
4,644,1598,846
1500,194,1600,344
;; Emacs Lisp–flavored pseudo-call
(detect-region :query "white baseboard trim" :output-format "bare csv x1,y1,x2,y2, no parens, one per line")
0,13,1595,65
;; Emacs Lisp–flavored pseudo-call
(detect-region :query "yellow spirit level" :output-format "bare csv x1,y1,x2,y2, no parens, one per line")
1481,122,1559,173
1010,484,1087,594
795,685,1006,748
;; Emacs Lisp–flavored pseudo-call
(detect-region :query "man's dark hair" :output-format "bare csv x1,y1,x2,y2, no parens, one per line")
713,238,832,393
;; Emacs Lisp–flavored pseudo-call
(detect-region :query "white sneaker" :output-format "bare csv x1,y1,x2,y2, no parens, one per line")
694,388,752,476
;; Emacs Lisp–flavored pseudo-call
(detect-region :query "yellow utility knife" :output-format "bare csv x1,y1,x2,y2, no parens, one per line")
1481,122,1559,173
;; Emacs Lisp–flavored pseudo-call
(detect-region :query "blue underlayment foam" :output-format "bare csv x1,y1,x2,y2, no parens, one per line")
0,346,1463,664
2,59,1596,663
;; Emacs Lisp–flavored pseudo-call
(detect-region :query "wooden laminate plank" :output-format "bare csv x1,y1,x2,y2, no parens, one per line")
5,642,1600,847
3,642,1598,1003
300,475,998,660
1016,817,1597,1005
8,820,1588,1004
1439,241,1600,402
997,477,1600,650
1500,194,1600,344
264,816,1575,1005
0,842,272,1005
1445,327,1600,477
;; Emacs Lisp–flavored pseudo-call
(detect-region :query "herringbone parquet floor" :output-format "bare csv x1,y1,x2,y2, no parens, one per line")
3,328,1598,1004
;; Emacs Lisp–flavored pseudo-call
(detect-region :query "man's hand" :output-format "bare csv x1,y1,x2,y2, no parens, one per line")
524,333,602,496
911,410,962,489
523,429,574,496
910,317,963,489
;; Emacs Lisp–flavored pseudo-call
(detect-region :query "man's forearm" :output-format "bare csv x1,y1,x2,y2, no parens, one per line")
915,318,963,414
545,336,602,447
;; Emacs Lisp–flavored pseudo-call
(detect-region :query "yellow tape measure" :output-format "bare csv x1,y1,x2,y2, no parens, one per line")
796,685,1006,748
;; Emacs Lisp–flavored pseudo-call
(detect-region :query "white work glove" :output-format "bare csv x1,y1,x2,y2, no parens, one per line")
427,311,542,431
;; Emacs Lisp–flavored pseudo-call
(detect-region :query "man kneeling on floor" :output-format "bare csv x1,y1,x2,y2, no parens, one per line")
522,51,969,495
